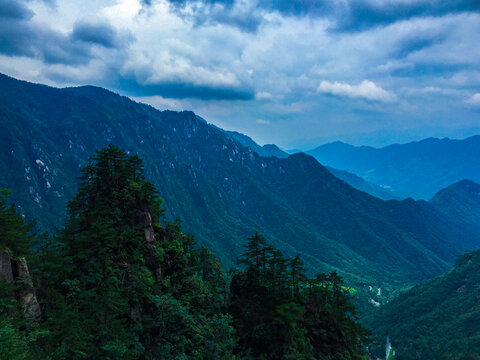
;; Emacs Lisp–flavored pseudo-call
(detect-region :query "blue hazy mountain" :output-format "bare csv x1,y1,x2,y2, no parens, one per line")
307,137,480,200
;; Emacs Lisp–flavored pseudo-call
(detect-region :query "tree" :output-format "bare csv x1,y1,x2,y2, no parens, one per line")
36,145,234,359
230,232,370,359
0,189,34,256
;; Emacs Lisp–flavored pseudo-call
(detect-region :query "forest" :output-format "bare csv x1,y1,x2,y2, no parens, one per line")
0,145,370,360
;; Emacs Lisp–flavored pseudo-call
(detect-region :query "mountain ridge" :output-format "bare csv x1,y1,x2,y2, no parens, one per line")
307,135,480,199
1,73,479,287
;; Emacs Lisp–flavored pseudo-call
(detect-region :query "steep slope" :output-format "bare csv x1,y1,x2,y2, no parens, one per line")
224,130,288,158
430,180,480,230
364,250,480,359
326,166,397,200
0,73,479,286
308,137,480,199
224,132,397,200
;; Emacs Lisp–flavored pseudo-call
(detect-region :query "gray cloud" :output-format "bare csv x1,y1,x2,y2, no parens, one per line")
71,21,134,49
0,17,92,65
117,75,254,100
392,31,448,59
0,0,33,20
0,2,133,66
167,0,261,32
0,19,37,57
157,0,480,33
335,0,480,32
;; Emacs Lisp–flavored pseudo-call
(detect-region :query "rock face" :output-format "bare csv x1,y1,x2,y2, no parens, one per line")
0,251,41,321
17,258,41,321
0,250,14,282
143,211,155,244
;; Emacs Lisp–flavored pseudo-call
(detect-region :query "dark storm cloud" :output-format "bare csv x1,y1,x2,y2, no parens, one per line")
118,76,254,100
72,21,134,49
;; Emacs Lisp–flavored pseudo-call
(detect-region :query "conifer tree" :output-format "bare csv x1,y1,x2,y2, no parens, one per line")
36,145,234,359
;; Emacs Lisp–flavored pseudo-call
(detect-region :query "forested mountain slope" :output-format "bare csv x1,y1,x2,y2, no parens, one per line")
0,73,478,286
325,167,397,200
222,131,397,200
430,180,480,232
364,249,480,359
308,137,480,199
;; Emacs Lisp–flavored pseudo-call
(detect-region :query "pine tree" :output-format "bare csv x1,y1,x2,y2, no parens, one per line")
36,145,234,359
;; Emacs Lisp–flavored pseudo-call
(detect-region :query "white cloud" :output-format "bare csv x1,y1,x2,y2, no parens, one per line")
317,80,397,102
256,119,270,125
466,93,480,107
255,91,273,100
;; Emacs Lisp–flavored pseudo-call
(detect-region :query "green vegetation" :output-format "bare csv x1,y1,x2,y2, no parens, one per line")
363,250,480,359
1,73,479,289
0,146,370,359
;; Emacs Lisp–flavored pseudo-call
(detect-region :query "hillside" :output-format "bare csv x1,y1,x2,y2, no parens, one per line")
326,167,397,200
223,132,398,200
364,250,480,359
1,73,479,286
431,180,480,230
307,137,480,199
223,130,289,158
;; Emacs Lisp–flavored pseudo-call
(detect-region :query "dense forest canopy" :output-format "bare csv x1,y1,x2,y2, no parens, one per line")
0,145,370,359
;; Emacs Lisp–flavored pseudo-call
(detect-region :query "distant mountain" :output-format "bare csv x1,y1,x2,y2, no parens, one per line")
326,167,397,201
364,249,480,359
431,180,480,223
224,130,288,158
224,133,397,200
1,73,479,287
307,137,480,199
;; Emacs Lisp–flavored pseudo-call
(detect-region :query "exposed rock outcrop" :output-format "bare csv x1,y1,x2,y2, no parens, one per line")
144,211,155,243
17,258,41,321
0,251,41,321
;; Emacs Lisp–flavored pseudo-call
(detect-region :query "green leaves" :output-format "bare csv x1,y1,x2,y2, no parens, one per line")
0,190,34,257
230,233,369,359
29,146,235,359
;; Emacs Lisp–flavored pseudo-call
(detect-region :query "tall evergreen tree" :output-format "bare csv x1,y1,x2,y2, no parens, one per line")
35,145,234,359
230,233,370,359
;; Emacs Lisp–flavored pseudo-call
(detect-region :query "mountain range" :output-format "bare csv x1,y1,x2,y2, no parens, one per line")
1,73,480,288
307,137,480,200
224,131,398,200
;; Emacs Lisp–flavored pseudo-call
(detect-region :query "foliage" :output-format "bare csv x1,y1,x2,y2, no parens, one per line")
0,189,34,256
230,232,370,359
363,250,480,359
0,146,376,359
28,145,235,359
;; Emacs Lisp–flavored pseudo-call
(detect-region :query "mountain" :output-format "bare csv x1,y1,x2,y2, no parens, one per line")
326,167,397,200
307,137,480,200
223,130,288,158
1,73,479,286
431,180,480,230
364,249,480,359
223,133,397,200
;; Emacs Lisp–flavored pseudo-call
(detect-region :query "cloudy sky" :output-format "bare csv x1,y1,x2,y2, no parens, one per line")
1,0,480,148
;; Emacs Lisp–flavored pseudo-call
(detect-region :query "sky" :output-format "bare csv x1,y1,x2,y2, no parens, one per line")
1,0,480,149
